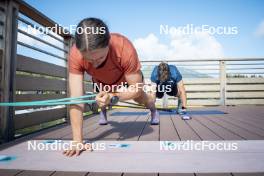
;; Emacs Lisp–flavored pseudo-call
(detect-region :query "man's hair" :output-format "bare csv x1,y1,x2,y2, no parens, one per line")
75,18,110,51
158,62,170,82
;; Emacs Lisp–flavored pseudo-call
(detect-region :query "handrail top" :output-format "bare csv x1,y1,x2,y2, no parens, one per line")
140,58,264,62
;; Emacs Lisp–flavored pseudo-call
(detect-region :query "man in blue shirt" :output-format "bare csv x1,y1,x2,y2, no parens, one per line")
151,62,191,120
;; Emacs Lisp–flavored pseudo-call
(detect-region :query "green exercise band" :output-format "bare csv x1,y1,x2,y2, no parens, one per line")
0,94,97,106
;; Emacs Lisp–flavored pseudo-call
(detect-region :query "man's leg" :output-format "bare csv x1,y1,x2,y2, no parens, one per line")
133,86,160,125
166,82,180,111
176,93,182,114
175,86,191,120
99,106,108,125
93,82,109,125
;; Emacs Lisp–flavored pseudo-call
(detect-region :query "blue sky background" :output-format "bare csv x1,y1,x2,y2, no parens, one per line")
23,0,264,59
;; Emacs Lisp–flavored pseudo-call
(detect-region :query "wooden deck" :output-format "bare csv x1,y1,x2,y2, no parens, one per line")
1,105,264,175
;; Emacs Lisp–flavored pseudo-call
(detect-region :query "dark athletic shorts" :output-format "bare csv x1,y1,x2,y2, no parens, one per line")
156,81,178,98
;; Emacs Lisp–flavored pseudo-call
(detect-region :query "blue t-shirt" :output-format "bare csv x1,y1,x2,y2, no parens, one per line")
151,65,182,84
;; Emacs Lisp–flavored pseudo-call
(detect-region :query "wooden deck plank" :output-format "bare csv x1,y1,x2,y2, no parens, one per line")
33,123,71,140
219,115,264,138
120,113,149,141
62,112,105,140
68,115,101,140
0,169,23,176
15,170,55,176
80,109,124,140
228,108,264,131
171,115,201,140
224,106,264,121
123,173,158,176
159,174,194,176
35,109,120,140
34,115,98,140
186,115,222,140
138,112,159,141
52,171,88,176
103,110,141,140
88,172,122,176
196,174,232,176
225,106,264,121
85,110,130,141
159,114,180,141
206,116,263,140
228,115,264,131
195,116,244,140
232,173,264,176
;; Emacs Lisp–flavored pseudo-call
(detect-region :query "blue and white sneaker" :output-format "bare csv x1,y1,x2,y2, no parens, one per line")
179,109,192,120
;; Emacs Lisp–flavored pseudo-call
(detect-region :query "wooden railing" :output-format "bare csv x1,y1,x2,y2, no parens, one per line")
0,0,97,143
141,59,264,107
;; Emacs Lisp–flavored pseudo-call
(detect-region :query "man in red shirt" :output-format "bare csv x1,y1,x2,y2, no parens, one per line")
64,18,159,157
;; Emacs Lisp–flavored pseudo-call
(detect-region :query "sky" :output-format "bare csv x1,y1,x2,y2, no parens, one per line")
22,0,264,62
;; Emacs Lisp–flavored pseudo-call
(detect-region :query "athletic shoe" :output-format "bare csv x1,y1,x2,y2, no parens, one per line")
181,114,192,120
179,109,192,120
150,110,160,125
99,110,108,125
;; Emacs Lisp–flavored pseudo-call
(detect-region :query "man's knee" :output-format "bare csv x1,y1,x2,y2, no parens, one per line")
133,96,142,104
133,91,155,105
132,91,144,103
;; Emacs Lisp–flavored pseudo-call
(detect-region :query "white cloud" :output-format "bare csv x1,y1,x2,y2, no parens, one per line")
133,32,224,61
255,20,264,38
133,33,170,60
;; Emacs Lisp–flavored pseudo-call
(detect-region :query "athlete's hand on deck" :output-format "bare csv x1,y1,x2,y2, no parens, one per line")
95,91,112,107
63,141,92,157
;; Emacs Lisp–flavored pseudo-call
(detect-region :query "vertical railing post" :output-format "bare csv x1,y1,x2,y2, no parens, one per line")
0,0,18,142
219,60,226,106
65,36,74,124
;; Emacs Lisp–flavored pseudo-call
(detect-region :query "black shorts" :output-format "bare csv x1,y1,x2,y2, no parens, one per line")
93,71,144,93
156,81,178,98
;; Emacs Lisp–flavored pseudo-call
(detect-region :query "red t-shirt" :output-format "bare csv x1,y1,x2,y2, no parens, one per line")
69,33,141,86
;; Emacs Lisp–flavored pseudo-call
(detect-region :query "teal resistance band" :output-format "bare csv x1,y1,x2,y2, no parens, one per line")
0,94,97,106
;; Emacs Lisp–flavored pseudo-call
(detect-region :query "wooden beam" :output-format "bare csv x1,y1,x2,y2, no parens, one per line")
14,108,67,130
14,94,67,110
227,77,264,84
16,74,67,91
16,55,67,78
0,0,19,142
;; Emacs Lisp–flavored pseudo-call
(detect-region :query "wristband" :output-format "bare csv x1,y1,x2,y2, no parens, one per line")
110,96,119,105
